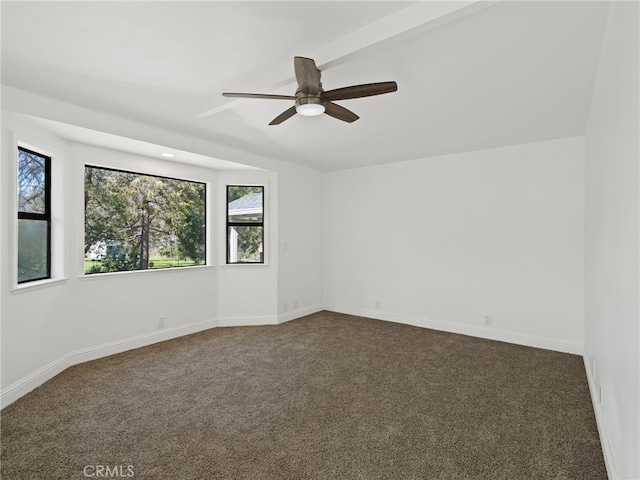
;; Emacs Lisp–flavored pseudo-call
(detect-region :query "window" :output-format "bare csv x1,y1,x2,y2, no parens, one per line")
17,147,51,283
84,166,206,274
227,185,264,264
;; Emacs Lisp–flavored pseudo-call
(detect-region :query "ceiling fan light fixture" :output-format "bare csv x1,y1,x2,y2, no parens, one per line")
295,96,326,117
296,103,325,116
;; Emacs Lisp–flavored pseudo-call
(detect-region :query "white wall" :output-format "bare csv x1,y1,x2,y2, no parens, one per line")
216,170,279,324
1,93,325,407
324,136,585,353
277,164,324,321
215,165,325,325
1,113,220,405
584,2,640,479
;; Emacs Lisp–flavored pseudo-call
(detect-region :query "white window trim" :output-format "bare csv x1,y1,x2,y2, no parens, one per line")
78,264,215,281
10,132,67,293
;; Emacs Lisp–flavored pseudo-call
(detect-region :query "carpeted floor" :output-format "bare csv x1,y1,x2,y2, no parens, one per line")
1,311,606,479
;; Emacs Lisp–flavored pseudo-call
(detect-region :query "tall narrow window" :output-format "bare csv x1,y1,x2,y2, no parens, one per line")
17,147,51,283
227,185,264,264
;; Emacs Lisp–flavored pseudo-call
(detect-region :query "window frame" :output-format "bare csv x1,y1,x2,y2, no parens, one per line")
83,164,208,275
226,185,265,265
17,146,52,284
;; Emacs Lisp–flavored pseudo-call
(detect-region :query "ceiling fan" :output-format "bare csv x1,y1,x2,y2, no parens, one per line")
222,56,398,125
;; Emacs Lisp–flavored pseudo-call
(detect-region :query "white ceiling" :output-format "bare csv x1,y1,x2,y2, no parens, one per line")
1,1,611,172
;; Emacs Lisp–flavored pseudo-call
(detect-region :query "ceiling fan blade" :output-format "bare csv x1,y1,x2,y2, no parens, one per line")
222,92,295,100
269,106,297,125
324,82,398,101
325,101,359,123
294,56,321,95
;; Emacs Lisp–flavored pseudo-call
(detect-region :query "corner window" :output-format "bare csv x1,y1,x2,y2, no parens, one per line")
227,185,264,264
84,165,206,274
17,147,51,283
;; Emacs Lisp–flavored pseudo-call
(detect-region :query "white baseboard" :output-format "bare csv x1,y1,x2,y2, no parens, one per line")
278,304,324,324
2,305,583,409
217,304,323,327
324,304,584,355
0,318,218,409
217,314,280,327
583,355,617,480
1,307,324,408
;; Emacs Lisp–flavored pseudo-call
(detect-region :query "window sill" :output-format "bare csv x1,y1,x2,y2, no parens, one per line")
12,277,69,294
220,263,269,269
78,264,215,280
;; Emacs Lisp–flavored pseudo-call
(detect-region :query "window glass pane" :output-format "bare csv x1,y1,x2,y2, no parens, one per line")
18,149,47,214
228,226,263,263
227,186,264,264
18,218,49,282
84,166,206,275
227,187,263,223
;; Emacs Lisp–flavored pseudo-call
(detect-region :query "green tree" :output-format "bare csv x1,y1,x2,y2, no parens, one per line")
228,185,262,202
161,181,206,264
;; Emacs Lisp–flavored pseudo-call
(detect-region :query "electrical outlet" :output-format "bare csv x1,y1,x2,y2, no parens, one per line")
375,300,381,309
483,315,492,326
598,383,603,406
158,316,166,329
284,302,289,312
294,299,298,309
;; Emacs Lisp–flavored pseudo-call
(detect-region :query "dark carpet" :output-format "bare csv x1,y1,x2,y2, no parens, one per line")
1,311,606,479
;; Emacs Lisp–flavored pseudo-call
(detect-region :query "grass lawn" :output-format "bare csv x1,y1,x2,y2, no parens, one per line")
84,257,197,273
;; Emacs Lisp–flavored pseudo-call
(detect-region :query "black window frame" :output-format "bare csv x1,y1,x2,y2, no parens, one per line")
17,146,52,284
226,185,265,264
84,165,207,274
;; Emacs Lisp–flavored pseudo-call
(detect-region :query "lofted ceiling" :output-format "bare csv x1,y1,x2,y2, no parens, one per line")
1,1,610,172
